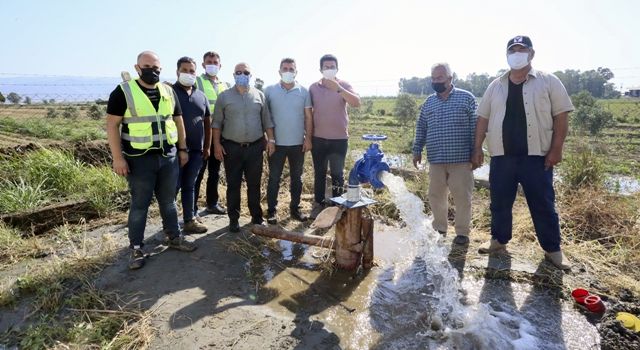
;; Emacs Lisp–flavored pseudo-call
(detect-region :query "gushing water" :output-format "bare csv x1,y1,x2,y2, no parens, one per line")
358,171,540,349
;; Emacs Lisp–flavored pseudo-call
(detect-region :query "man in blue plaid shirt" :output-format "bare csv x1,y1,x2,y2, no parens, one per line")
413,63,477,245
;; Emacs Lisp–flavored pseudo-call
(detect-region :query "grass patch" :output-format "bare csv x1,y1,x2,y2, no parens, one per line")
0,116,106,142
0,148,127,215
0,223,46,265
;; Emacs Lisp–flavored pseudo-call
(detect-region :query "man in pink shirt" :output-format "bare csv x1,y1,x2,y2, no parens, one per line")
309,54,361,217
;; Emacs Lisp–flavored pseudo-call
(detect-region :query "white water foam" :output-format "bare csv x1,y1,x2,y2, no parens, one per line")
373,171,540,349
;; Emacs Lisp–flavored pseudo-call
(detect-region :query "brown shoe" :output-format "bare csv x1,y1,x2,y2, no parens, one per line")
167,235,197,252
184,219,208,233
544,250,571,270
128,248,145,270
478,239,507,254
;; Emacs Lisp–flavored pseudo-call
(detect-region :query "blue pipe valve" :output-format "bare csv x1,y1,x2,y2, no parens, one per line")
348,134,390,189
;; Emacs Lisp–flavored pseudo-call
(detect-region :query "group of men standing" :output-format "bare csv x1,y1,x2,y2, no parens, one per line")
107,34,574,272
413,35,573,270
106,51,360,269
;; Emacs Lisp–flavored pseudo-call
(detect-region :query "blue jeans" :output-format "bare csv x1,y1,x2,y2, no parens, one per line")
177,150,203,222
126,153,180,248
489,155,561,252
267,145,305,214
311,137,348,204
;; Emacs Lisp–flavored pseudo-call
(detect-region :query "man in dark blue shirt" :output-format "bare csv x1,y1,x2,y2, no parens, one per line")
173,56,211,233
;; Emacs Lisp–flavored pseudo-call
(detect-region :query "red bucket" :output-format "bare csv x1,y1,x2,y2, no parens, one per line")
571,288,590,305
584,295,605,313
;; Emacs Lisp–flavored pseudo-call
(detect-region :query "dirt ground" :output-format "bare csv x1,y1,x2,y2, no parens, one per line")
69,214,342,349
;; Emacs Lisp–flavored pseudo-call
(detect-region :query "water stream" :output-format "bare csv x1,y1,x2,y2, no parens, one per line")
257,171,599,349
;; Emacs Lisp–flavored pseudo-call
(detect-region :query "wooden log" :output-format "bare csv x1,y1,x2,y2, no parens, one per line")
335,207,363,270
251,225,336,250
1,199,97,235
361,216,374,269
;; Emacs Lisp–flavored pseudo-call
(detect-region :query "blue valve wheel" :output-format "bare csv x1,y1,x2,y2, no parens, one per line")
362,134,387,141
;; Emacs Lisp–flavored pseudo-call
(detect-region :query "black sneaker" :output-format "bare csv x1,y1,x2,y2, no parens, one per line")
128,248,145,270
290,208,308,222
229,219,240,233
167,235,197,252
453,235,470,245
251,217,266,226
267,212,278,225
206,203,227,215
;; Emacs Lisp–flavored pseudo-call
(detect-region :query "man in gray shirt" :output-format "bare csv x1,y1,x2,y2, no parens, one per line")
212,62,275,232
265,58,313,224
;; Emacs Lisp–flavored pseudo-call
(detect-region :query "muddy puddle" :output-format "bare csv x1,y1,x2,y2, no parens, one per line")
247,172,606,349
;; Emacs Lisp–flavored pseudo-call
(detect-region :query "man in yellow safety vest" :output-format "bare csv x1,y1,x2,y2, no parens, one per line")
106,50,197,270
194,51,229,216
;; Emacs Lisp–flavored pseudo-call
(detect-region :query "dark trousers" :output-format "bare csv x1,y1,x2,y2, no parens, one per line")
194,149,222,212
176,150,203,222
489,155,561,252
222,140,264,222
125,153,179,248
311,137,348,204
267,144,305,214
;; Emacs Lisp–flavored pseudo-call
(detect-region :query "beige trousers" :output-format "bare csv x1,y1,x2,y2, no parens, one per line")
428,163,474,236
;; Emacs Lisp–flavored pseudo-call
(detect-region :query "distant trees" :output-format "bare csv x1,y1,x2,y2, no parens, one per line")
0,92,5,103
399,77,433,95
7,92,21,104
399,66,621,99
24,96,32,105
554,67,619,98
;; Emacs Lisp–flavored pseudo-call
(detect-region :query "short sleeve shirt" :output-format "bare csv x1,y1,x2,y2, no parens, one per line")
211,86,274,143
309,79,355,140
265,82,312,146
477,69,574,156
173,83,210,151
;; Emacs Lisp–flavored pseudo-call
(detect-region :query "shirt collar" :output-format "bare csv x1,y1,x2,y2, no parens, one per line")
279,81,301,91
500,67,538,82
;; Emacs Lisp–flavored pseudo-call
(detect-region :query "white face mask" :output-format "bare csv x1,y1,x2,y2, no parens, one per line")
178,73,196,86
507,52,530,70
280,71,296,84
205,64,220,76
322,68,338,80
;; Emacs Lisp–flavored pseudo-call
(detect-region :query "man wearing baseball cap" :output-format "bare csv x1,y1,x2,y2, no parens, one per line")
471,35,575,270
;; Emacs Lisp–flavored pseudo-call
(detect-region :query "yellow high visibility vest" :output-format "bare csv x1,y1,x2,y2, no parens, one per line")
195,75,227,112
120,80,178,156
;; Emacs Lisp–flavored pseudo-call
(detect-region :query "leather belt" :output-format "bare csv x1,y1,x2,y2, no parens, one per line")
223,138,263,148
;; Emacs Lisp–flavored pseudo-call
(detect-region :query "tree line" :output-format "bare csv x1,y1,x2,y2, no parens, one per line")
399,67,621,99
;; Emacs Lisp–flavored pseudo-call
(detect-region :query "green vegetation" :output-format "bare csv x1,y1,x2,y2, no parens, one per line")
0,148,127,214
571,91,615,135
0,115,105,141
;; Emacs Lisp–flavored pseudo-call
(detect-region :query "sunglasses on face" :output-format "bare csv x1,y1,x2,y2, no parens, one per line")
235,71,251,76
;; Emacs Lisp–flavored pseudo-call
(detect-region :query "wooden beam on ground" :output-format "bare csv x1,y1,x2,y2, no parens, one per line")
251,225,336,250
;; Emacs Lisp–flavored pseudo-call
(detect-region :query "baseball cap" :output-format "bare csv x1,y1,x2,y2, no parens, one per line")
507,35,533,50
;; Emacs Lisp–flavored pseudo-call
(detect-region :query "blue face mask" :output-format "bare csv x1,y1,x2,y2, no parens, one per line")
234,74,250,87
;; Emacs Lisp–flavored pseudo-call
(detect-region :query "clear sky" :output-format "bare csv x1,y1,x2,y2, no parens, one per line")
1,0,639,96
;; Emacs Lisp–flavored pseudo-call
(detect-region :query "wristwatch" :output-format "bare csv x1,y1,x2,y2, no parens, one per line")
178,148,188,152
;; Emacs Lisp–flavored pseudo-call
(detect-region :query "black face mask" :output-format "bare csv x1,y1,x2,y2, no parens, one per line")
139,67,160,85
432,82,447,93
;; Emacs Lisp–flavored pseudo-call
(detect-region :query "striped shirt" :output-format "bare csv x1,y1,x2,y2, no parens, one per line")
412,87,478,164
